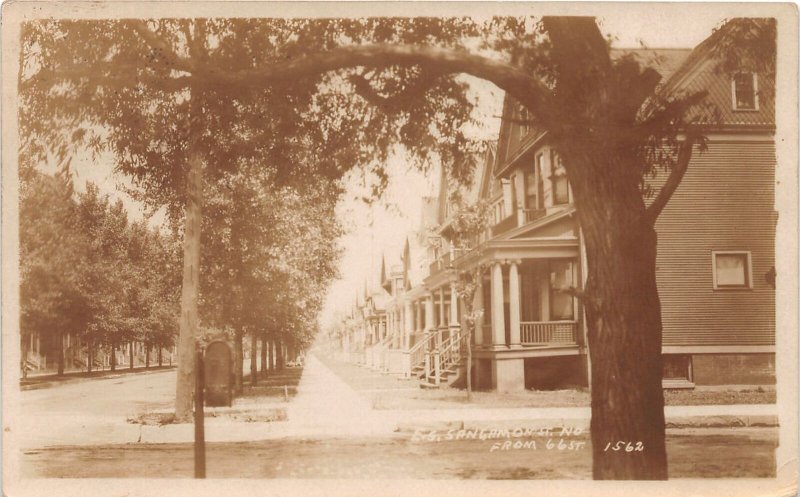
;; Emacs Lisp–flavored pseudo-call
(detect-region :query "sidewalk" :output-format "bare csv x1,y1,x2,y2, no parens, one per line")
285,354,396,436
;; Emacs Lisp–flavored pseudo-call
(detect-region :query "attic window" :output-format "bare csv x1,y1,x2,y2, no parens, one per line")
732,73,758,111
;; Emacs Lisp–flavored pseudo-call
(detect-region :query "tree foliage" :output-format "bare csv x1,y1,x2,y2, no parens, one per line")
199,161,342,362
19,165,181,374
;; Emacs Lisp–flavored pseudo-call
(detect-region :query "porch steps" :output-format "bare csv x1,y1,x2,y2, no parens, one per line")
417,362,465,389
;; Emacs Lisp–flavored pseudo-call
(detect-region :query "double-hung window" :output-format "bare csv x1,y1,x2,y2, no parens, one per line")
550,150,570,205
549,260,575,320
712,251,753,289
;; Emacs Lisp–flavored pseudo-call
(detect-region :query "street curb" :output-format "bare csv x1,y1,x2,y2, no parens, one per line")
20,366,177,391
396,415,778,433
129,405,289,425
665,415,778,428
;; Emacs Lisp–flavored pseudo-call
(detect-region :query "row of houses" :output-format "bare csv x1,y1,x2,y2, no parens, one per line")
24,331,176,376
331,27,777,392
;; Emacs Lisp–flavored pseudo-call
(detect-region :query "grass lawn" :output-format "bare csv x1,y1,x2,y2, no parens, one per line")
318,354,775,410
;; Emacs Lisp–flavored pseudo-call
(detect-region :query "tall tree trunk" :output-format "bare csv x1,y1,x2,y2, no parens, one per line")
21,335,29,379
260,332,268,378
539,17,680,479
110,344,117,372
129,341,135,370
234,328,244,394
250,331,258,386
276,340,284,370
561,146,668,479
174,102,205,421
57,331,65,376
158,347,163,367
582,217,667,479
269,339,276,371
145,343,150,369
87,341,93,374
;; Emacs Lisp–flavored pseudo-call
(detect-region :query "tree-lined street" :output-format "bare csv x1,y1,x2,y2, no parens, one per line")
12,9,785,482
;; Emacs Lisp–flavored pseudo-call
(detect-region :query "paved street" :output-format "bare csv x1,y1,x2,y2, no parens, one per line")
21,368,176,417
19,368,176,449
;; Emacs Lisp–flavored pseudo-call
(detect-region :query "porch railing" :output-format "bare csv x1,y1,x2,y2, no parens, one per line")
428,248,466,276
520,320,578,345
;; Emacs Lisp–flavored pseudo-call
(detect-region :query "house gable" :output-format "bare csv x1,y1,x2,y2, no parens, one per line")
500,208,578,240
660,25,775,128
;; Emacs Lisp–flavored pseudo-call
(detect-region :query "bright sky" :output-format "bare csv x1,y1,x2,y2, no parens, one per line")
55,14,725,331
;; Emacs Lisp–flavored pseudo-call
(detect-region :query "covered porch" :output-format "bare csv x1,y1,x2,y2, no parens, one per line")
457,237,588,392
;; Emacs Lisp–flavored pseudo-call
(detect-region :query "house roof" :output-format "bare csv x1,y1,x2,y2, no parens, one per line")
611,48,692,83
664,49,774,127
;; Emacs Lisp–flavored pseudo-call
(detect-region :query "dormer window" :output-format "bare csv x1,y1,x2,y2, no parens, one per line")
732,73,758,111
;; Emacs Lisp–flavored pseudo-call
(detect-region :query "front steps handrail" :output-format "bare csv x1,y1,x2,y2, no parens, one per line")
408,336,427,371
438,328,463,375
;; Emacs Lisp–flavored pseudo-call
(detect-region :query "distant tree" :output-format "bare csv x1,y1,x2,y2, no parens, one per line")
199,161,341,391
73,184,136,371
125,220,181,369
446,192,490,400
19,165,89,376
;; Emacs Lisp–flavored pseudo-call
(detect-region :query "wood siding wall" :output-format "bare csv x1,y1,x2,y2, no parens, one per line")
654,140,776,346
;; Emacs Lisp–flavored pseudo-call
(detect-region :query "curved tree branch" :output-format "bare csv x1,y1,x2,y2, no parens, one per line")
644,128,703,224
20,62,191,93
348,68,445,112
199,44,557,128
634,90,709,138
127,20,195,74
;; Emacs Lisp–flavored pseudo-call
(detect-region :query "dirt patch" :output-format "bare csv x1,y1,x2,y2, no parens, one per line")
22,428,777,479
128,412,178,426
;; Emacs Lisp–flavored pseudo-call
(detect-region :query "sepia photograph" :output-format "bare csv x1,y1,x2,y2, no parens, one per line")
2,2,797,496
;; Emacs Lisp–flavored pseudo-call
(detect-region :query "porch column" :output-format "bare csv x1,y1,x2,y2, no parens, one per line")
396,311,402,347
491,262,506,347
449,281,459,328
474,275,484,346
425,294,435,332
509,260,522,348
404,301,413,349
393,312,400,348
437,287,445,345
416,300,423,332
438,288,446,327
